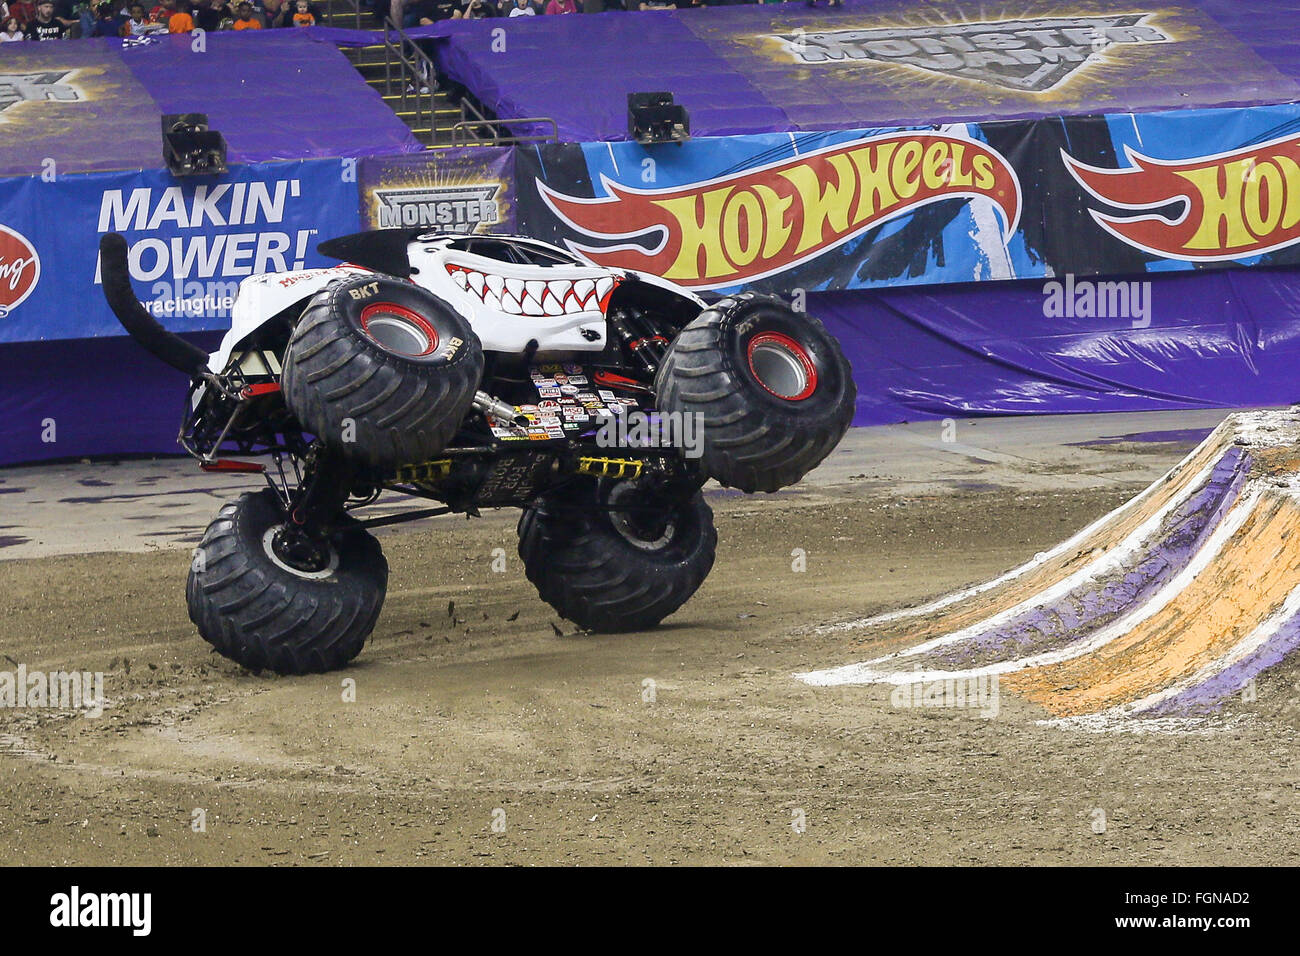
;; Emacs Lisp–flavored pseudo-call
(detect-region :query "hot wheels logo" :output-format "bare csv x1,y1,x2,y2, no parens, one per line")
1064,135,1300,261
539,132,1020,288
0,224,39,317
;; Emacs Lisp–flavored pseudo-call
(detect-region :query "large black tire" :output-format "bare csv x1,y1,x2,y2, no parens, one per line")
655,293,856,493
517,479,716,632
186,490,388,674
282,275,483,470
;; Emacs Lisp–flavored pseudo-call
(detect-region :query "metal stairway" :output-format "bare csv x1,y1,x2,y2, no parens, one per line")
320,0,558,148
320,0,460,147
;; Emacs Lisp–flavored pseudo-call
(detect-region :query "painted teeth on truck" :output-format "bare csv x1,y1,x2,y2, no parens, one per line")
445,264,621,316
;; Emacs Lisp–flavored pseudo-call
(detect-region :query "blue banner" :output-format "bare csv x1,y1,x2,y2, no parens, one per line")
0,158,360,345
516,103,1300,295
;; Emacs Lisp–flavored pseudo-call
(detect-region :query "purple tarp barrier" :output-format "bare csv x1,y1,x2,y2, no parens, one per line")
422,0,1300,143
0,32,419,177
120,31,423,163
0,40,164,177
813,266,1300,427
0,331,223,465
6,265,1300,464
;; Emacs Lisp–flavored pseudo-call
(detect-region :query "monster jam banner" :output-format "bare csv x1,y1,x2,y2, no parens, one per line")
358,149,516,234
0,157,360,344
515,101,1300,294
427,0,1300,144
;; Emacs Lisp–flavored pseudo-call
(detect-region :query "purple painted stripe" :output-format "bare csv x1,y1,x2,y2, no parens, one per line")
935,446,1251,668
1140,606,1300,716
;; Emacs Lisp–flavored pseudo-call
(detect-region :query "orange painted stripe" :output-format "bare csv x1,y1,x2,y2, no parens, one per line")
1002,492,1300,716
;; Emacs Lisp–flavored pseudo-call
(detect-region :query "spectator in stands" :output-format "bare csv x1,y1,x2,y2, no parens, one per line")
230,0,260,26
505,0,532,14
90,0,123,33
262,0,285,24
25,0,68,36
193,0,224,28
120,1,165,32
167,0,192,29
403,0,455,24
148,0,175,24
543,0,576,12
7,0,35,23
51,0,80,31
75,0,94,36
289,0,310,23
1,14,24,38
454,0,495,17
265,0,312,23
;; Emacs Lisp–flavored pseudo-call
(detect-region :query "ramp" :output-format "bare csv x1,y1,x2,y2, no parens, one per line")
796,409,1300,729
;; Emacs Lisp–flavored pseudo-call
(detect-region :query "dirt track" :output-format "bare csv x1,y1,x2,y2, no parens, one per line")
2,413,1298,865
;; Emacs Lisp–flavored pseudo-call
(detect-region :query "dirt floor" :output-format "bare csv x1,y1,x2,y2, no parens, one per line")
1,412,1297,865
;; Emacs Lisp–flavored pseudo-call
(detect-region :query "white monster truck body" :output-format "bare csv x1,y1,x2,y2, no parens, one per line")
210,233,705,373
98,227,855,675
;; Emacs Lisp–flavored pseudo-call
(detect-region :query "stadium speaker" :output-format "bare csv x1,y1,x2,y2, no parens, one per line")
162,113,228,177
628,92,690,145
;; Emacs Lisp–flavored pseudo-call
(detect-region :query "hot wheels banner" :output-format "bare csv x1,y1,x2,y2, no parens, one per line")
516,102,1300,293
0,158,360,344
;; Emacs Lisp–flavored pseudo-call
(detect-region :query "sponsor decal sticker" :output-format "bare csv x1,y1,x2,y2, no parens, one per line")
540,131,1020,289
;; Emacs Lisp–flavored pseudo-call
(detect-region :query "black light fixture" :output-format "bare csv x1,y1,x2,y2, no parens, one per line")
628,92,690,145
162,113,228,177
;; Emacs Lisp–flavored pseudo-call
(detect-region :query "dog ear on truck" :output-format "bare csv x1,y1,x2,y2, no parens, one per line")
99,232,211,379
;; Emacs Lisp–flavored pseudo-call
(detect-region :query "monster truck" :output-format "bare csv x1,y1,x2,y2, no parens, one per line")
99,229,856,674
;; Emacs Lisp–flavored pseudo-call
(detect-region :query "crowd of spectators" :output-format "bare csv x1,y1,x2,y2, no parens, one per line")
384,0,816,25
0,0,817,40
0,0,327,39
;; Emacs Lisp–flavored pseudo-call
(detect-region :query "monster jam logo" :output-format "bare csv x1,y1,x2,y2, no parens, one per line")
0,71,83,117
0,224,40,318
774,15,1169,92
374,185,500,231
1064,135,1300,261
539,132,1020,289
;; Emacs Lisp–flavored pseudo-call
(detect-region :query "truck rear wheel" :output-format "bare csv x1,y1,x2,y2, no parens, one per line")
518,479,716,632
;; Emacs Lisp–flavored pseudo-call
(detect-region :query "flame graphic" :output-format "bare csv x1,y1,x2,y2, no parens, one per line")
1063,135,1300,261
